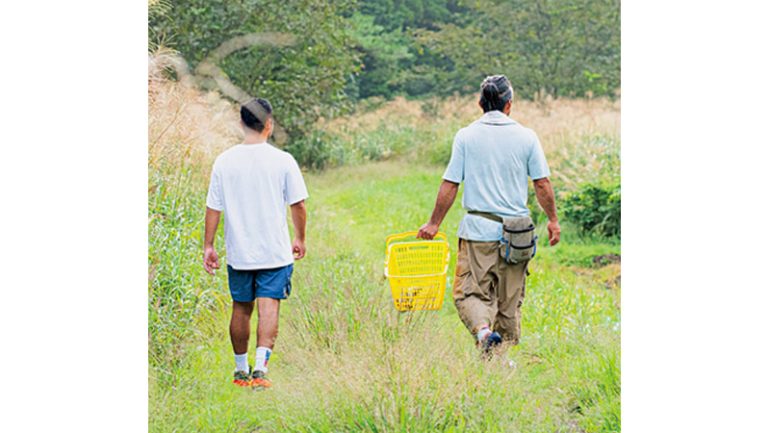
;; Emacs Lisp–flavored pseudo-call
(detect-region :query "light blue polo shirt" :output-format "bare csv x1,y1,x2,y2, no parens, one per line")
443,110,551,241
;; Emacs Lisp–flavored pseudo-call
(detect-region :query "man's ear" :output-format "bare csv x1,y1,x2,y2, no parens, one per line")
265,118,274,136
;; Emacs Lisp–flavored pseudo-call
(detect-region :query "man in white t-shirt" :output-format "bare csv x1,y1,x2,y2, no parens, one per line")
203,98,308,390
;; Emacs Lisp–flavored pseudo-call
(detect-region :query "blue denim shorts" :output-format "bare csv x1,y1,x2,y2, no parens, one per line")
226,264,293,302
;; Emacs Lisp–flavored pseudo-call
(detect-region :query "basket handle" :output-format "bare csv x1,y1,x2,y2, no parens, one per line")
384,231,450,278
385,231,447,252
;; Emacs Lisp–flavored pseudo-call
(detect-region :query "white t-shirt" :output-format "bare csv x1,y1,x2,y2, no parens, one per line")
206,143,308,270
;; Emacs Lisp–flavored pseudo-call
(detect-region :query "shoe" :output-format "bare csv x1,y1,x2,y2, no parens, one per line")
233,367,252,387
250,369,272,390
481,331,503,355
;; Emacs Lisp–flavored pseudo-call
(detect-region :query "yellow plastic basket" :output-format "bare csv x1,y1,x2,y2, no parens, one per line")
384,231,450,311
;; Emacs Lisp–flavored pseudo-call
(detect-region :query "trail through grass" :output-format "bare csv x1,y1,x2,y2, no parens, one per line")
149,160,620,433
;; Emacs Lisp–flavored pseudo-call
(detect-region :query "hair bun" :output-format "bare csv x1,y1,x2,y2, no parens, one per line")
482,81,500,102
479,74,512,112
483,81,498,91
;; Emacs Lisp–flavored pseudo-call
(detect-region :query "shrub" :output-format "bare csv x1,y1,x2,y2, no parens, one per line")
562,182,620,237
284,130,348,171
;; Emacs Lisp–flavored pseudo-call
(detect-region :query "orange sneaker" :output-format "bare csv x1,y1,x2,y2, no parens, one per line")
250,370,272,390
233,368,252,387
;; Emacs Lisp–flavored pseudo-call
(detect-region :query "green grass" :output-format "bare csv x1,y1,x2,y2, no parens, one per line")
149,159,620,433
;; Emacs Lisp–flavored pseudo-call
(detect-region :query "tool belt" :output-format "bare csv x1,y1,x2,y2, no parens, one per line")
468,211,537,264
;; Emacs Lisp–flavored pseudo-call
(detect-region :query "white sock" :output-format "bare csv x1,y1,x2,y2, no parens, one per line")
476,326,492,343
234,353,249,372
255,346,272,373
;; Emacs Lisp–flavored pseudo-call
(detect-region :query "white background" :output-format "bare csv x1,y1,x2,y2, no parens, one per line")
1,1,769,432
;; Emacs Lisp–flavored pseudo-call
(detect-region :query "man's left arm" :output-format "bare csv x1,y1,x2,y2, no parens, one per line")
417,180,459,239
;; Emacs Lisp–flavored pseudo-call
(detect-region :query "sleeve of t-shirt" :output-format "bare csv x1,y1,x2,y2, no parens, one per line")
442,131,465,183
285,156,309,205
527,132,551,180
206,161,224,211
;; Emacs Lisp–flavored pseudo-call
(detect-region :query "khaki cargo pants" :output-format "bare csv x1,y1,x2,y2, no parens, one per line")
453,239,528,344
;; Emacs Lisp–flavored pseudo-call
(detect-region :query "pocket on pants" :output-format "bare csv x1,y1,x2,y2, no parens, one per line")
455,240,471,277
283,264,294,298
453,240,471,299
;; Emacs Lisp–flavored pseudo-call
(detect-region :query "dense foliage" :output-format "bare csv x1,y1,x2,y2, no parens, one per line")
410,0,621,99
562,182,621,237
150,0,620,139
353,0,621,100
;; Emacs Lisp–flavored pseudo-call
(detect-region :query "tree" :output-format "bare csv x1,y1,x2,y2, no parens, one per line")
149,0,361,142
347,13,414,99
408,0,620,99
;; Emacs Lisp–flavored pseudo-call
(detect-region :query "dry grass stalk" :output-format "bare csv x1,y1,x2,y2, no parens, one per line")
148,51,241,179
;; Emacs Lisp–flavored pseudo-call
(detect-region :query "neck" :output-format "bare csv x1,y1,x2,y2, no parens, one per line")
243,132,267,144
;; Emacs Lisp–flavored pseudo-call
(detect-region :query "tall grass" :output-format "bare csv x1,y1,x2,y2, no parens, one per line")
149,162,620,432
317,96,620,191
149,57,620,432
149,55,239,384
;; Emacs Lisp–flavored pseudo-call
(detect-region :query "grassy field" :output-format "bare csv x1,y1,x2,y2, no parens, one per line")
149,68,620,432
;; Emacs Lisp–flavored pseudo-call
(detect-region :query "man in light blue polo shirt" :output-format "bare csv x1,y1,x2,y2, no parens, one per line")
418,75,560,354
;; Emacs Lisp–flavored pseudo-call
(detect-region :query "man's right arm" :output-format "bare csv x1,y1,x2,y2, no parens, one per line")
533,177,561,246
417,180,459,239
203,207,221,274
418,131,464,240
